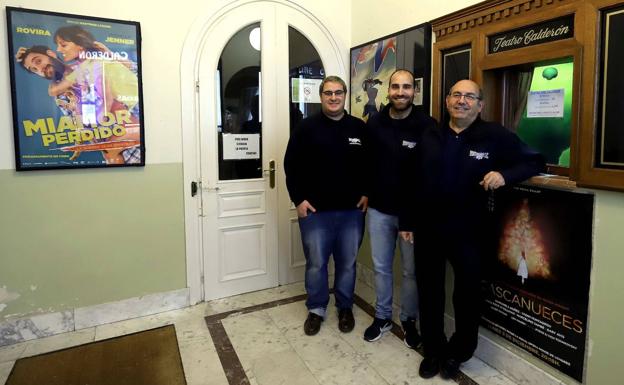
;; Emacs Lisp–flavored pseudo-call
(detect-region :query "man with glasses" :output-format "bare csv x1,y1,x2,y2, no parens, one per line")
401,79,544,379
285,75,368,336
363,70,436,349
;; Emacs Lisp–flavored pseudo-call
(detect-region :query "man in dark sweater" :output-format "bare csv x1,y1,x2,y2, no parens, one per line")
401,80,545,379
363,70,436,349
284,76,368,336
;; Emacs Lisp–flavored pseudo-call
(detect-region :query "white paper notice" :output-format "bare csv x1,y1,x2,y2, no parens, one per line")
527,89,564,118
223,134,260,160
291,78,322,103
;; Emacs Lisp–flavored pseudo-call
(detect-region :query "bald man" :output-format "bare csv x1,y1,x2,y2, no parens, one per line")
400,80,545,379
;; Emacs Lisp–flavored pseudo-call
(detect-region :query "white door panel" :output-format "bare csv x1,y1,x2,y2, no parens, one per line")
197,1,344,300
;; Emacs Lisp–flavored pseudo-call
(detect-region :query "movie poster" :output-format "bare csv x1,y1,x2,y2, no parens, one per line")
350,37,396,122
6,7,144,170
482,185,594,382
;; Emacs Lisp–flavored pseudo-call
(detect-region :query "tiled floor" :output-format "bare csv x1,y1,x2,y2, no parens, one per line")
0,281,518,385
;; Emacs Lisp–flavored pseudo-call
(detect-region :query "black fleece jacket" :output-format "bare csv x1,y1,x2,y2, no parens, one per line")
284,111,367,211
366,104,437,216
400,117,545,231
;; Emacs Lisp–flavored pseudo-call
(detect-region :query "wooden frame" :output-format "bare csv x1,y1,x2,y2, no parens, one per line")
431,0,624,191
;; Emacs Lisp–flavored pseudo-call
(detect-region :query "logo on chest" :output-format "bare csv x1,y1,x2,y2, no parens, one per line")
402,140,417,149
348,137,362,145
469,150,489,160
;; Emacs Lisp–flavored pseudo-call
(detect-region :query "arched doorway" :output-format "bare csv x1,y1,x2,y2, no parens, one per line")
181,1,347,302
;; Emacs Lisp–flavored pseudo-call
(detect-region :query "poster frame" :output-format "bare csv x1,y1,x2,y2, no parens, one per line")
6,6,145,171
349,22,431,122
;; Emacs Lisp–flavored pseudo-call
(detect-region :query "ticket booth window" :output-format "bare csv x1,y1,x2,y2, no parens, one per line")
515,59,574,167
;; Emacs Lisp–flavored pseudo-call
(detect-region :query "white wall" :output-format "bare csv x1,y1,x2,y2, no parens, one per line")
351,0,483,46
0,0,351,170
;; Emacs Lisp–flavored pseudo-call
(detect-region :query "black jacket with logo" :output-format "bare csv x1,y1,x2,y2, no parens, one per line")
401,117,545,232
284,111,367,211
366,104,437,216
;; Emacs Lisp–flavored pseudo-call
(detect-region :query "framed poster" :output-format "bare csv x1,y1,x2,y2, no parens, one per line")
482,185,594,382
596,5,624,169
350,23,431,122
6,7,145,170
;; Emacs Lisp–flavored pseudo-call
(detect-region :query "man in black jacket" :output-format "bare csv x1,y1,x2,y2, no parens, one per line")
284,76,368,336
401,80,545,379
363,70,436,349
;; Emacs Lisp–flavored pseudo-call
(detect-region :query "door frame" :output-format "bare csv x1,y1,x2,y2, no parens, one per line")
181,0,347,305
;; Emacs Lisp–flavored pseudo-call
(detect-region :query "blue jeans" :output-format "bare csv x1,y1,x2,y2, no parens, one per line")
298,209,364,318
368,207,418,322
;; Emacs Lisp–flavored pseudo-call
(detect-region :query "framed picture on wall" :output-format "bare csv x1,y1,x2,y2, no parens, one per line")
349,23,431,122
596,5,624,170
5,7,145,171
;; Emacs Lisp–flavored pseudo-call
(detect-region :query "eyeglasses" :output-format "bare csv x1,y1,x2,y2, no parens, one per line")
449,92,481,102
321,90,345,97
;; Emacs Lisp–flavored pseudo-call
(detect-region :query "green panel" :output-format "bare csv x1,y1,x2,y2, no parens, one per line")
0,163,186,319
517,61,574,166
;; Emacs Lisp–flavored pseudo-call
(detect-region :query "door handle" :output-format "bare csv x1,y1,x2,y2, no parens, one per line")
263,159,276,189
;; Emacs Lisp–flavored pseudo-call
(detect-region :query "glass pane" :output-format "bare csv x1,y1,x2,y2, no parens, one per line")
288,27,324,133
516,58,573,167
442,46,471,121
217,23,262,181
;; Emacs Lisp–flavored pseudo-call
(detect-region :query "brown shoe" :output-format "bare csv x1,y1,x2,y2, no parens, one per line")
304,313,323,336
338,308,354,333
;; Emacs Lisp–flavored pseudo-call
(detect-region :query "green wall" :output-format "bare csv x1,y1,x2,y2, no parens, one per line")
585,189,624,384
0,163,187,319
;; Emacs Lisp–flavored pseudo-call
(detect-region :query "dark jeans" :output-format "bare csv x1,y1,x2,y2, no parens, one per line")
298,209,365,318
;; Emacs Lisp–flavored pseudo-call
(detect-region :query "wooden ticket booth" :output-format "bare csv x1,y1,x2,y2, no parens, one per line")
430,0,624,191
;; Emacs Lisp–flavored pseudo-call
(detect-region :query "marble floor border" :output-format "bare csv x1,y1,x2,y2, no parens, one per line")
204,293,479,385
207,322,249,385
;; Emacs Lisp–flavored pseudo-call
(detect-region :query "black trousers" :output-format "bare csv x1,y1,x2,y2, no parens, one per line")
415,222,485,362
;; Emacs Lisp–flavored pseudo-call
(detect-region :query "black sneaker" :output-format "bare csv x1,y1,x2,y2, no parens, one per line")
401,318,422,349
363,317,392,342
304,312,323,336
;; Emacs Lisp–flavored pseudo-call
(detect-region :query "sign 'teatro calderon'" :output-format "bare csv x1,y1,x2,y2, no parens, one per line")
488,15,574,54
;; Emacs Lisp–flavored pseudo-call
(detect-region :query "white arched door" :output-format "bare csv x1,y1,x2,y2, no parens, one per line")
195,2,345,300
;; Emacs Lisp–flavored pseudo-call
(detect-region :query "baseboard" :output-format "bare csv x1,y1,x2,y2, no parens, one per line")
0,288,189,347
